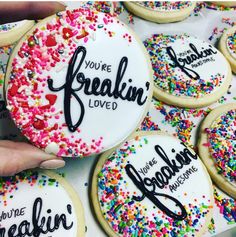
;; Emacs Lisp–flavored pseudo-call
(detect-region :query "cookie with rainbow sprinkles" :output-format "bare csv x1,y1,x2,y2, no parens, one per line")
92,131,214,237
124,1,196,24
198,103,236,199
0,170,85,237
144,34,232,108
0,20,34,47
5,8,153,158
219,25,236,74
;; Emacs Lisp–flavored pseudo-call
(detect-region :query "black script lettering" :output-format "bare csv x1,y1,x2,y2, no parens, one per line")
0,198,74,237
125,164,187,220
166,43,217,80
48,46,149,132
167,46,200,80
125,144,198,220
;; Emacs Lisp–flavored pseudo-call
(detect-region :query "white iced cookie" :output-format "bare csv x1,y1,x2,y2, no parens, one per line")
198,103,236,199
0,20,34,47
144,34,232,108
5,8,153,158
0,170,85,236
124,1,196,23
219,25,236,74
92,131,214,237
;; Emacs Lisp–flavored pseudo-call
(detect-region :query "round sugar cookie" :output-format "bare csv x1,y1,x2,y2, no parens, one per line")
92,131,214,237
0,20,34,47
0,45,14,100
210,1,236,7
0,170,85,236
144,34,232,108
124,1,196,24
5,8,153,158
219,25,236,74
198,103,236,198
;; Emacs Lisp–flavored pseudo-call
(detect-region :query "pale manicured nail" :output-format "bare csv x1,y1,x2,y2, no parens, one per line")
39,159,65,169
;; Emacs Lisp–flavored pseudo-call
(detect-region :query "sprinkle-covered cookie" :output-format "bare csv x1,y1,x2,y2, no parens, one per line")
144,34,232,108
92,132,214,237
219,25,236,74
0,20,34,47
124,1,196,23
5,8,153,158
199,103,236,199
0,170,85,236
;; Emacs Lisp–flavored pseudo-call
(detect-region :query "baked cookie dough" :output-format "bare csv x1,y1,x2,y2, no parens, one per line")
124,1,196,24
144,34,232,108
0,20,34,47
0,45,14,100
5,8,153,158
92,131,214,237
0,170,85,236
219,25,236,74
198,103,236,199
210,1,236,7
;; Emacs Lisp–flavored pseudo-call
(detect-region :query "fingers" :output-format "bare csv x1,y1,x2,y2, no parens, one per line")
0,141,65,176
0,2,66,24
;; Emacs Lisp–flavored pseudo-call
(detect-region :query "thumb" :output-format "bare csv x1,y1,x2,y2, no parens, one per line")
0,141,65,177
0,2,67,24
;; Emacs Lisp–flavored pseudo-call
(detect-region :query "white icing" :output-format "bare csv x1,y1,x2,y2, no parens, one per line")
7,9,152,157
45,142,60,154
167,37,227,87
98,134,213,236
136,1,193,12
0,20,27,33
148,35,229,98
0,172,78,237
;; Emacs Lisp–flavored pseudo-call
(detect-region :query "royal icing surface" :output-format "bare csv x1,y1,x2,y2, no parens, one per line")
0,171,78,237
97,134,213,236
6,8,151,157
144,34,228,98
136,1,193,12
205,109,236,186
0,45,13,99
0,21,27,33
227,31,236,59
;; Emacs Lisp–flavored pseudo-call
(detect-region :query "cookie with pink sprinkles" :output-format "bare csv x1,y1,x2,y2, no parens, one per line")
198,103,236,199
5,8,153,158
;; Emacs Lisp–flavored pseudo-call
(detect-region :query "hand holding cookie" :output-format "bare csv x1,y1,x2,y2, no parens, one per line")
0,2,66,177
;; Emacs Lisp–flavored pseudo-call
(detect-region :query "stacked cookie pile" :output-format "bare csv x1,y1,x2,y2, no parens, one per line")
1,2,236,237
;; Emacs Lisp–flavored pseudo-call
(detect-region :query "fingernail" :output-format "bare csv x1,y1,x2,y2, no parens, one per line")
39,159,65,169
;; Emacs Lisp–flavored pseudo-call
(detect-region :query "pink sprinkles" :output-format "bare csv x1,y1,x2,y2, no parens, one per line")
6,8,131,157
